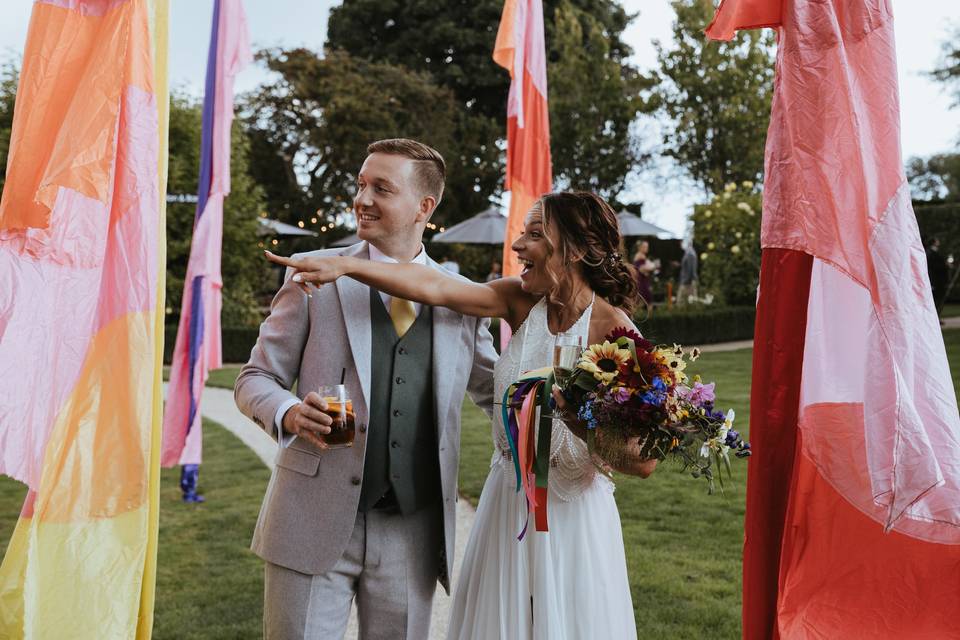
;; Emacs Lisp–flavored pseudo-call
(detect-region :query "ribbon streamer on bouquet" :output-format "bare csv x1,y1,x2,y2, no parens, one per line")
502,370,555,540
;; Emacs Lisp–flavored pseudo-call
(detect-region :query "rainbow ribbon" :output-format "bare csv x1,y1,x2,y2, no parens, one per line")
502,368,555,540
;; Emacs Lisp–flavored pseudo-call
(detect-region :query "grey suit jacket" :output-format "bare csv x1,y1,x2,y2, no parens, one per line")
234,241,497,591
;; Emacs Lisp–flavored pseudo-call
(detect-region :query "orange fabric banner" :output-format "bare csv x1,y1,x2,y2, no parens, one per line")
493,0,552,281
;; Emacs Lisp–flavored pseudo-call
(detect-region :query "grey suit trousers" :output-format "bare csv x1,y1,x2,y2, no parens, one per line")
263,503,442,640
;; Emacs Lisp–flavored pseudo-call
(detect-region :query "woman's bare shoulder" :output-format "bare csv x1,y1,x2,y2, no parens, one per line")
588,299,638,344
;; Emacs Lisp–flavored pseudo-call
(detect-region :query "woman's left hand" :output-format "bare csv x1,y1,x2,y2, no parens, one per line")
265,251,346,295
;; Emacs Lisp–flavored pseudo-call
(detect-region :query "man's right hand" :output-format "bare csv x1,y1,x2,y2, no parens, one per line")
281,392,334,449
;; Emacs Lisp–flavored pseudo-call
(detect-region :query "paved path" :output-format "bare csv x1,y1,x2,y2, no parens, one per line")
185,386,475,640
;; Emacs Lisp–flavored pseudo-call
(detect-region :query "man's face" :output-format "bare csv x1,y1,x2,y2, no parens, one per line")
353,153,429,247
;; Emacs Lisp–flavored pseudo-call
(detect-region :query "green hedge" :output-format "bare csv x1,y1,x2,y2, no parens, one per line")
163,326,261,365
915,201,960,301
163,305,754,365
635,305,756,346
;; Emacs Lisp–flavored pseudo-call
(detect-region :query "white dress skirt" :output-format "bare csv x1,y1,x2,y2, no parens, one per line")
447,298,637,640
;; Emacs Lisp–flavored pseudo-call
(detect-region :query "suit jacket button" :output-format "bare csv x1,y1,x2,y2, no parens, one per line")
351,476,361,486
358,423,367,433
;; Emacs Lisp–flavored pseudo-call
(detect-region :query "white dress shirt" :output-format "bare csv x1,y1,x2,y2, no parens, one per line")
274,243,428,444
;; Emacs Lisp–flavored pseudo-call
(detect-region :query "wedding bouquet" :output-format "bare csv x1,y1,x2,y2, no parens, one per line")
558,327,750,493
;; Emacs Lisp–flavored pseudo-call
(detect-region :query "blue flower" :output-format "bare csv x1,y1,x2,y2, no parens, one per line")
577,403,598,430
651,377,667,392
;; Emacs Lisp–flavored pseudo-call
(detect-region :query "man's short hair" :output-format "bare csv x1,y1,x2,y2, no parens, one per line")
367,138,446,206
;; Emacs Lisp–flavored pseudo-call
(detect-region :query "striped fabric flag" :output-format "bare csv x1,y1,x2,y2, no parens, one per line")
707,1,960,637
0,0,169,637
494,0,552,342
161,0,250,471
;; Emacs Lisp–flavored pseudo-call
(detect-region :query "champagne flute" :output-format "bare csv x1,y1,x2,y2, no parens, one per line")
544,331,583,420
553,331,583,390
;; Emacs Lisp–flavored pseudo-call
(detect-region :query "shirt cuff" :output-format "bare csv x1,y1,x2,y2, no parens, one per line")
274,398,300,448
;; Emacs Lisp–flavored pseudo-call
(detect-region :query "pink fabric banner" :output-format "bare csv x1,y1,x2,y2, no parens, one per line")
161,0,250,467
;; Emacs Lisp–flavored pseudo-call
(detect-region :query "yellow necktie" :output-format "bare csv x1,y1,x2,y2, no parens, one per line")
389,296,417,338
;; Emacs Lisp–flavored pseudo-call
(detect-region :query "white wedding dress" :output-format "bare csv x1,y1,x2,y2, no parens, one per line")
447,297,637,640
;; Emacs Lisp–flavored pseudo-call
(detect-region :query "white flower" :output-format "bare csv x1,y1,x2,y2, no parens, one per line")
724,182,737,193
736,202,753,214
707,242,715,250
700,441,713,458
700,253,708,261
731,245,741,254
742,180,754,189
704,210,713,218
725,409,735,428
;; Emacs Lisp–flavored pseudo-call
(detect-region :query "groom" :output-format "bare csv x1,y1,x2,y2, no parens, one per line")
234,138,497,639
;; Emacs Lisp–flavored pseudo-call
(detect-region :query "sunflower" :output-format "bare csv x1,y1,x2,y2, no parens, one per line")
578,341,631,384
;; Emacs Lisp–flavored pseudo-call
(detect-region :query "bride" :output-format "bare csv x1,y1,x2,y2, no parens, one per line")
268,191,656,639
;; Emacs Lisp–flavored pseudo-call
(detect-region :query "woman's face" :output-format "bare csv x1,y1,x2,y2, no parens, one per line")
511,207,565,294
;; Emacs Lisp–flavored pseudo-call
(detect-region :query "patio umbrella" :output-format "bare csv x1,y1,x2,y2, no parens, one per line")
616,211,675,239
430,206,506,244
256,217,318,237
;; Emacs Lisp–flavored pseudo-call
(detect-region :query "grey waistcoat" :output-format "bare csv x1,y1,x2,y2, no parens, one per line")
359,289,441,514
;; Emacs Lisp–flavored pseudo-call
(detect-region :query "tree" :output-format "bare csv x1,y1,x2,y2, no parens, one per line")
548,1,652,200
908,153,960,202
691,181,761,305
325,0,649,206
166,93,267,327
650,0,775,195
242,48,493,229
0,62,18,198
931,25,960,108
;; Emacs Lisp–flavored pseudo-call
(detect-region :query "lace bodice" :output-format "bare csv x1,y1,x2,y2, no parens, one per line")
491,296,612,501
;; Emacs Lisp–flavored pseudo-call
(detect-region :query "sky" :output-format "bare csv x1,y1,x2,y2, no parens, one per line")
1,0,958,237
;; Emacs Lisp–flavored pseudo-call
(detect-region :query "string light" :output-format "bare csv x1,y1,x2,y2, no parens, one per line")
311,217,318,224
297,221,304,228
321,226,327,232
271,239,278,245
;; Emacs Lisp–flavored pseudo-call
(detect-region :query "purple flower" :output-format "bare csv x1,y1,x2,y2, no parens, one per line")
682,381,716,406
612,387,631,404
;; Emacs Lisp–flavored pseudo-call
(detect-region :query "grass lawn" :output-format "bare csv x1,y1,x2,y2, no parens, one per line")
5,332,960,637
0,418,270,638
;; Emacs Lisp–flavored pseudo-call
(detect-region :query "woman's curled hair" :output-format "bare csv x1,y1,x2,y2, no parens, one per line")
538,191,640,314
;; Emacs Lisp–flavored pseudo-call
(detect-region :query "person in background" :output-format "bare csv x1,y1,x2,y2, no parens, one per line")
439,257,461,274
485,259,502,282
631,239,657,306
927,237,949,323
676,240,699,305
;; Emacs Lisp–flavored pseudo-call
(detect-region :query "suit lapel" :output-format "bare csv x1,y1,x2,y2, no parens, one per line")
428,256,462,441
335,243,372,414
